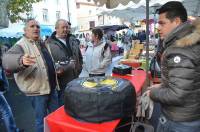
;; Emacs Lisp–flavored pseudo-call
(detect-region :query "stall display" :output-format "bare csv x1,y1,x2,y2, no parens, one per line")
64,76,136,123
45,70,147,132
112,64,132,75
129,41,144,59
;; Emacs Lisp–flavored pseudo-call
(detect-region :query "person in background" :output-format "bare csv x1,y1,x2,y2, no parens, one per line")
138,30,146,43
150,38,164,78
46,19,83,106
117,33,124,55
0,45,21,132
146,1,200,132
85,33,91,46
2,18,59,132
121,31,132,59
85,28,112,77
126,26,134,38
1,43,11,54
154,38,164,67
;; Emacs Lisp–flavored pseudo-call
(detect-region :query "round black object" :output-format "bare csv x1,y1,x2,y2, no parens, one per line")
64,76,136,123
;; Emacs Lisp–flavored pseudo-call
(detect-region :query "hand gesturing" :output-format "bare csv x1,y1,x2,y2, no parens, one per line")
22,54,36,66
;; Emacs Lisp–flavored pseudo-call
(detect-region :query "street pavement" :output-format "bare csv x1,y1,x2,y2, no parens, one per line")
0,55,123,132
0,79,35,132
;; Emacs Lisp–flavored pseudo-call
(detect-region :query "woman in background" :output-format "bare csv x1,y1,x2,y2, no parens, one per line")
85,28,112,77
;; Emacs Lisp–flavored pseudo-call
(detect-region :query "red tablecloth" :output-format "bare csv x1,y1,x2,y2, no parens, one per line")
45,106,120,132
45,70,146,132
112,70,146,93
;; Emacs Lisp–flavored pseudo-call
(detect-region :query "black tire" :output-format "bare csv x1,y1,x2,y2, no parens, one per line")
64,76,136,123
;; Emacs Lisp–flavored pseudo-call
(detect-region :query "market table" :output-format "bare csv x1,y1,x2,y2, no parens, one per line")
44,70,146,132
112,69,146,93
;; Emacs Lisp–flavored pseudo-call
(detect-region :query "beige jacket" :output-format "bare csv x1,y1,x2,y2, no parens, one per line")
2,37,59,96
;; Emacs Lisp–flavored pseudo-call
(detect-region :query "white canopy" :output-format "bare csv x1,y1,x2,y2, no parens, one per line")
90,0,200,77
92,0,140,8
0,24,54,38
97,0,200,22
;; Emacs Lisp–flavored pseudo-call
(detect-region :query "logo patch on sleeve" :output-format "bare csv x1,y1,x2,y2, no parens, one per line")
174,56,181,63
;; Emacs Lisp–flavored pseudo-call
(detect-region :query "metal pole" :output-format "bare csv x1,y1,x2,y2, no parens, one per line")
103,14,104,25
146,0,150,86
67,0,70,22
151,5,159,40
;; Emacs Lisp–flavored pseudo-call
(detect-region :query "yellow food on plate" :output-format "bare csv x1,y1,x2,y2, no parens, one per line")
100,79,117,86
82,81,97,88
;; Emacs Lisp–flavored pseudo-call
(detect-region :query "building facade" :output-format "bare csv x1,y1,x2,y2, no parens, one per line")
31,0,77,27
76,0,101,31
0,0,78,38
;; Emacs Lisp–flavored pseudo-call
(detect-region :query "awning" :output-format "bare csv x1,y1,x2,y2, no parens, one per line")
0,24,54,38
91,0,141,8
95,24,128,32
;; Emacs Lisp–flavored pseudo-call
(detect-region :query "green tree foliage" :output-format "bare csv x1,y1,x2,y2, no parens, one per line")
7,0,42,23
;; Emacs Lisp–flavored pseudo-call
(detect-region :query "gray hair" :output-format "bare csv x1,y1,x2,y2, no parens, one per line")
24,18,38,29
55,19,69,29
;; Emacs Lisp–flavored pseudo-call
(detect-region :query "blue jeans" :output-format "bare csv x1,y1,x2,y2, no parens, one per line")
29,89,59,132
157,114,200,132
0,92,19,132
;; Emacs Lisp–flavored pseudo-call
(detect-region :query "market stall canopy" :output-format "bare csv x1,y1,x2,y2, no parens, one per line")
0,24,54,38
101,5,155,22
94,0,200,18
90,0,200,78
90,0,181,8
95,24,128,32
183,0,200,16
95,0,182,22
91,0,141,8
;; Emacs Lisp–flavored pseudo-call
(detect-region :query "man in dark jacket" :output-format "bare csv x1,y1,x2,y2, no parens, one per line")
46,19,83,106
146,1,200,132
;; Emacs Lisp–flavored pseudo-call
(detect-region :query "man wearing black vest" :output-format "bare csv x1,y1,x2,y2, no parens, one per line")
46,19,83,106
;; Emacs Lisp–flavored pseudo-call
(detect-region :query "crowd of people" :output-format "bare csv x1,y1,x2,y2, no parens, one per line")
1,1,200,132
0,18,112,132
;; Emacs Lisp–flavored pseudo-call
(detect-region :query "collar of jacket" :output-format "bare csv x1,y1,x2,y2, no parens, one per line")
23,36,41,43
50,31,73,40
163,18,200,49
50,32,66,45
51,31,60,40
